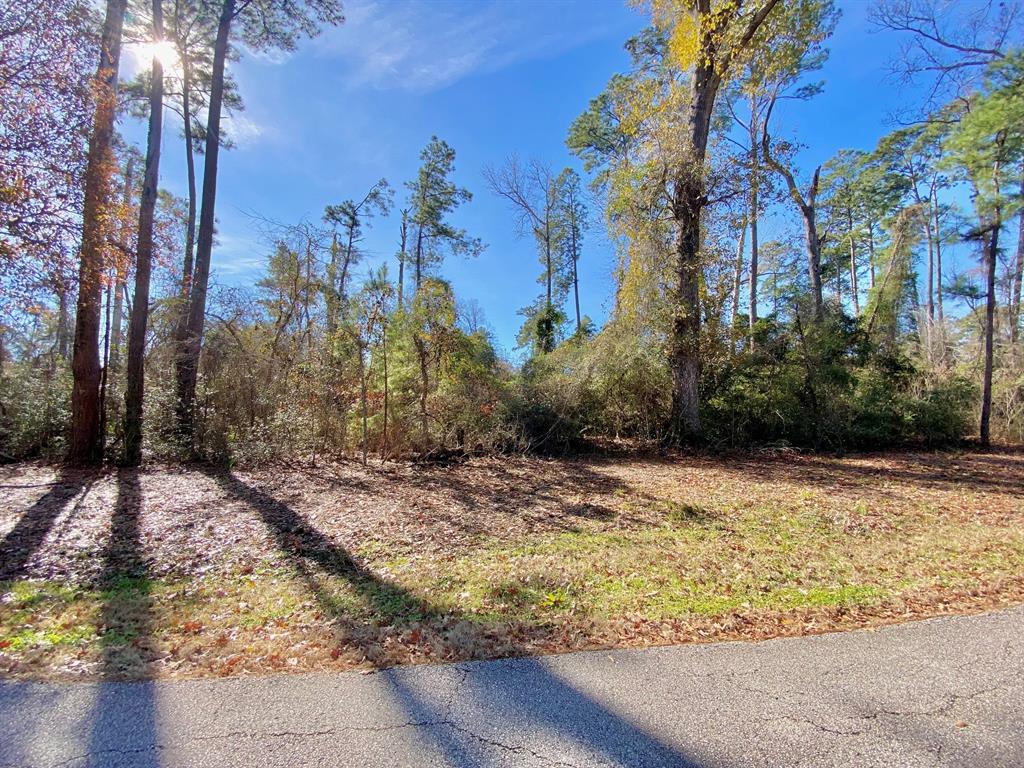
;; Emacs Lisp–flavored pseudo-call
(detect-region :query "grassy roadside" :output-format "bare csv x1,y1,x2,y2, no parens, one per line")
3,462,1022,680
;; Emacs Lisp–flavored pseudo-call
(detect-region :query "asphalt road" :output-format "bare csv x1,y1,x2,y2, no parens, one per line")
1,606,1022,767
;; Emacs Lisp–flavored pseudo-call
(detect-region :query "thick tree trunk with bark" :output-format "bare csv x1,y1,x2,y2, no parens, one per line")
69,0,128,464
666,0,780,443
669,178,704,441
123,0,164,466
175,0,234,440
668,53,717,441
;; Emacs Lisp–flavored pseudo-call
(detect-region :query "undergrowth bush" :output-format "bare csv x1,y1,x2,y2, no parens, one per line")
0,362,72,460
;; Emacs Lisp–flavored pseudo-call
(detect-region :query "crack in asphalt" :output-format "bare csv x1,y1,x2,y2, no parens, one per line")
4,608,1023,767
443,721,582,768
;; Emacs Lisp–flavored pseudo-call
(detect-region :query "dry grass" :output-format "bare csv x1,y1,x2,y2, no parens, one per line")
1,449,1022,680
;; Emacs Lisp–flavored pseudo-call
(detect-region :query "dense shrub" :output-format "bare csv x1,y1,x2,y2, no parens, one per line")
0,362,72,460
512,310,976,452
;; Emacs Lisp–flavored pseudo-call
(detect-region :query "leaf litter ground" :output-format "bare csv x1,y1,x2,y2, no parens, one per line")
1,450,1021,680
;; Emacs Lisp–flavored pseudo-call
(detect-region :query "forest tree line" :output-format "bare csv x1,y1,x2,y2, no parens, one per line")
1,0,1022,466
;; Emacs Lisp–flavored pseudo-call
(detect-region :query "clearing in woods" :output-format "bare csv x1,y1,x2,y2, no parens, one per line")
1,449,1022,680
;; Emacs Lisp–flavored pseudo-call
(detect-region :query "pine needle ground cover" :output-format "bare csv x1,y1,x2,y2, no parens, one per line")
1,451,1022,680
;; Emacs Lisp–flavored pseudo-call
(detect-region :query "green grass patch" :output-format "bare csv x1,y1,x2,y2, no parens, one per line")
3,626,95,651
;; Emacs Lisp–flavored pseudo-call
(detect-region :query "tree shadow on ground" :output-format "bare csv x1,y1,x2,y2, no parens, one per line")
0,469,95,580
204,467,706,767
236,457,647,561
86,469,158,767
382,458,651,537
396,458,625,509
383,655,706,767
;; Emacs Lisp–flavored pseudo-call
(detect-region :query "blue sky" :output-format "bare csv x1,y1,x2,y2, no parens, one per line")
122,0,952,358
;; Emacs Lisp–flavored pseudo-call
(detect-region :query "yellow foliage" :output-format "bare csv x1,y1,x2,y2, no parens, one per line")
667,11,699,69
647,0,747,73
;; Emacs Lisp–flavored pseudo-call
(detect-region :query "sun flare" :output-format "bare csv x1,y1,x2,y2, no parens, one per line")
136,39,180,72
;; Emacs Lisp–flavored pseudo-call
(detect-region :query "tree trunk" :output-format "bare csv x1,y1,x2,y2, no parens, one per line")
801,197,824,320
98,280,112,451
56,283,70,360
181,59,197,300
924,213,936,324
302,237,314,353
170,59,197,373
804,222,824,313
867,224,876,289
359,343,368,466
665,28,724,443
123,0,164,466
748,109,760,343
834,243,843,308
1011,174,1024,346
669,175,705,442
667,0,780,441
414,334,429,446
381,321,389,461
69,0,128,464
110,154,135,392
570,211,581,334
906,177,935,351
340,229,355,307
397,211,408,306
731,217,746,335
414,226,424,291
923,205,935,352
109,268,125,375
325,231,339,335
544,219,552,309
175,0,234,440
763,116,822,319
847,206,860,316
933,189,944,326
980,220,999,446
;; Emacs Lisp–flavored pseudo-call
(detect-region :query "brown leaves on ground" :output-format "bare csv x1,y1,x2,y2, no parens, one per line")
0,456,649,583
0,448,1021,681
